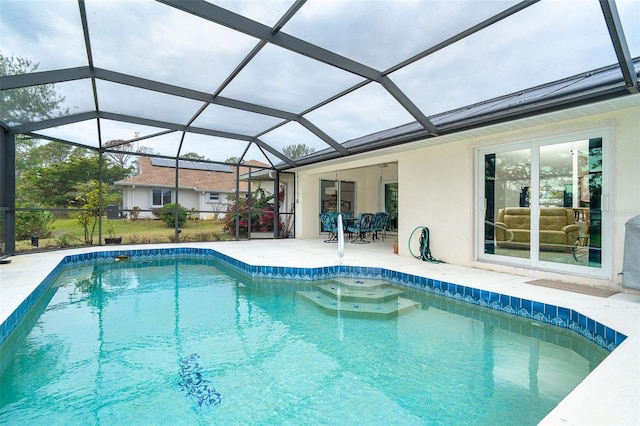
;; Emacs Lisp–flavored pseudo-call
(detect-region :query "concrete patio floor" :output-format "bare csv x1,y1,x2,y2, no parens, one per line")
1,238,639,425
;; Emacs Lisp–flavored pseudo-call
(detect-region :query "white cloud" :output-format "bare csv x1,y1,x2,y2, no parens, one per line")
305,82,415,142
1,0,87,70
390,0,619,116
209,0,297,27
36,118,100,147
260,121,330,153
283,0,519,70
86,0,258,92
95,80,203,124
180,132,250,162
220,44,363,112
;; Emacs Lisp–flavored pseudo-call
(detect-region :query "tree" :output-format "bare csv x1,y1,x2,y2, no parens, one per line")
17,148,130,208
283,144,315,159
225,156,243,164
19,151,94,207
16,140,73,177
181,152,206,160
136,145,156,155
72,180,119,244
15,135,40,178
0,52,68,124
34,141,73,165
3,54,70,177
103,139,134,169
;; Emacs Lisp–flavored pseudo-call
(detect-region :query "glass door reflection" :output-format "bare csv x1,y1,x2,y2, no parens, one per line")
484,148,532,260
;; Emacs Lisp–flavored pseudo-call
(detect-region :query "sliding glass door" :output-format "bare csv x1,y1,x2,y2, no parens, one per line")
384,182,398,232
483,147,532,261
479,134,607,277
320,179,355,216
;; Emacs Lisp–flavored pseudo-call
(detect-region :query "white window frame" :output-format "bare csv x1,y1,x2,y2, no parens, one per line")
207,192,220,202
475,128,612,279
151,189,173,207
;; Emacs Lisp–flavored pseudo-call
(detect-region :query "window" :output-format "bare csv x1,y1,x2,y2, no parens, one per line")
208,192,220,202
477,132,609,278
152,189,172,206
320,179,355,215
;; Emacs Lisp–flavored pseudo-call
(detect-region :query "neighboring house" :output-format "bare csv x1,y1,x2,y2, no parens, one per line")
114,158,271,219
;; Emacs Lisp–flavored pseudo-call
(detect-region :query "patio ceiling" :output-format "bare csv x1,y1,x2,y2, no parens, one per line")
1,0,639,170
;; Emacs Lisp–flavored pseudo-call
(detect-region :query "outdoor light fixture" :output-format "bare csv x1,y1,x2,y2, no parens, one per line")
377,163,387,182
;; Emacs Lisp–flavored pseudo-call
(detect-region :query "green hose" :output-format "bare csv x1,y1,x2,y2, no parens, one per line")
408,226,443,264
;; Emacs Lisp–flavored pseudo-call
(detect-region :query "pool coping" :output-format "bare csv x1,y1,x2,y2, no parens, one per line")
1,241,639,424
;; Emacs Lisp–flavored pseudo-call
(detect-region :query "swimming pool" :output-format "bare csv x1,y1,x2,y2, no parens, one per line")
0,248,620,425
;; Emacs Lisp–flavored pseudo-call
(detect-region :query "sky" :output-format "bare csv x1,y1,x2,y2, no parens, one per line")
1,0,639,165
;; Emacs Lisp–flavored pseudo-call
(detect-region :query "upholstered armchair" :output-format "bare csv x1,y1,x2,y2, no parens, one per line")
495,207,580,252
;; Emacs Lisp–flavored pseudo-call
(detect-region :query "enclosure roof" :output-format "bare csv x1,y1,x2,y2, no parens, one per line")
1,0,639,170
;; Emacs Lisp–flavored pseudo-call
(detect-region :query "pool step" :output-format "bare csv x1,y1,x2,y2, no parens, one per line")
333,278,391,288
317,283,404,303
298,281,420,316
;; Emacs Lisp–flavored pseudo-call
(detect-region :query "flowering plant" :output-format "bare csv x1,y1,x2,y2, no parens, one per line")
222,187,284,236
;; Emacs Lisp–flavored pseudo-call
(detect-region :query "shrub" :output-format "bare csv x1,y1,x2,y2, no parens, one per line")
129,206,141,221
159,203,188,227
16,210,54,240
55,233,76,247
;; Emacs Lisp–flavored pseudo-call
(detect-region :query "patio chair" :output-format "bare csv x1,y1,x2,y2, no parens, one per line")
341,212,354,238
347,213,374,244
372,212,390,241
320,212,338,242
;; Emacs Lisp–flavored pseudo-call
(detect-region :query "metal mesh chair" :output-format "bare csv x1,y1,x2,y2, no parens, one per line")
320,212,338,242
372,212,390,241
347,213,374,244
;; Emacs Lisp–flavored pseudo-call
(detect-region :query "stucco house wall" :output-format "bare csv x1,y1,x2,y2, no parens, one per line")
120,184,235,220
295,96,640,290
395,102,639,290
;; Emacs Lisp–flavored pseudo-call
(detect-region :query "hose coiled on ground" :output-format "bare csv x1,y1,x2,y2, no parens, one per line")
408,226,443,264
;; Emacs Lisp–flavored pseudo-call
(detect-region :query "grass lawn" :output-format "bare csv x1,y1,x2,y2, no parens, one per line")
16,217,234,252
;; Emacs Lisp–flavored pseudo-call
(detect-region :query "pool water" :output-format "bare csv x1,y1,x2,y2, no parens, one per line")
0,257,608,425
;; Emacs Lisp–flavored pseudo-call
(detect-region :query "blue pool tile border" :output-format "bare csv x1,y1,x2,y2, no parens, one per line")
1,247,627,352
